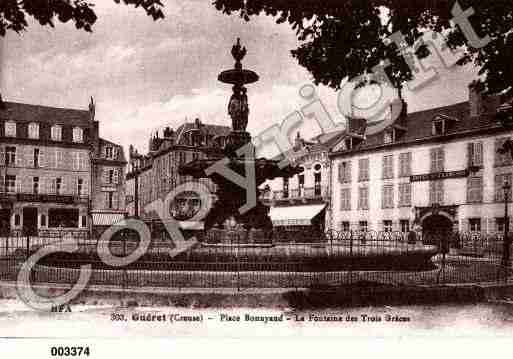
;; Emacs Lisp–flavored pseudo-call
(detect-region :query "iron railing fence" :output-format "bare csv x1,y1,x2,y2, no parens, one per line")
0,230,511,289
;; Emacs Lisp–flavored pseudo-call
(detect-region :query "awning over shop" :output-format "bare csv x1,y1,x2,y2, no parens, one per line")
92,213,126,226
269,204,326,227
178,221,204,230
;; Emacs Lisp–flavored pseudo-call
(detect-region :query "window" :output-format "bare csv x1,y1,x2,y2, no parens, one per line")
432,120,444,135
108,169,114,184
383,220,393,232
106,146,114,159
33,177,39,195
358,187,369,210
283,177,289,198
382,185,394,208
107,192,114,209
314,172,321,196
40,214,47,227
55,178,62,195
359,221,368,232
340,188,351,211
28,123,39,139
468,142,483,167
469,218,481,232
399,152,412,177
5,175,16,193
192,152,199,161
341,221,350,232
33,148,40,168
81,216,87,228
496,218,505,233
358,158,369,181
384,131,392,144
400,219,410,233
77,178,84,196
5,121,16,137
48,208,78,228
178,151,186,164
398,183,412,207
495,138,513,167
14,214,20,226
467,176,483,203
72,127,83,143
495,173,512,202
430,147,444,172
298,172,305,196
5,146,16,166
382,155,394,179
51,125,62,141
429,180,444,205
338,161,351,183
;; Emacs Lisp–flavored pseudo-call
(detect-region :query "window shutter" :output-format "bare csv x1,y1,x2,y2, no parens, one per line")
381,186,385,209
346,162,351,182
430,149,436,172
382,156,386,178
113,192,119,209
0,147,4,166
338,163,343,183
113,147,119,160
15,177,22,193
15,148,23,168
103,169,109,184
113,168,119,184
83,178,89,196
475,142,483,166
50,179,56,194
0,176,4,193
39,150,45,168
468,143,474,167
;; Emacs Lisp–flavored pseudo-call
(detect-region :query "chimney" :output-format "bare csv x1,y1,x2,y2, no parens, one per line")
88,96,95,121
294,131,303,150
469,84,482,117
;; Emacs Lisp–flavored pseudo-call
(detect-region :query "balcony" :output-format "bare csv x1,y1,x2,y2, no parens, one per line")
0,189,89,204
265,186,329,204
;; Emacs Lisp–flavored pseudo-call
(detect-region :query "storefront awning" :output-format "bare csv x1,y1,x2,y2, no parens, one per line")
269,204,326,227
178,221,204,230
92,213,126,226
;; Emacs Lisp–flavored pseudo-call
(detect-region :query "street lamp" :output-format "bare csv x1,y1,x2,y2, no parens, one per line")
502,180,511,268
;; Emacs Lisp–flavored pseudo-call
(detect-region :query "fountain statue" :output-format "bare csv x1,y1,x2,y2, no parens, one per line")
179,38,301,240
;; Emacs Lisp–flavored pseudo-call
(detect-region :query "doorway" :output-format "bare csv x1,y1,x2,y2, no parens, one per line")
422,214,453,245
0,209,11,236
22,207,38,236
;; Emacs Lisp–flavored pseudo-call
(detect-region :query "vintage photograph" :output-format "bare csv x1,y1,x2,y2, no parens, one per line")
0,0,513,351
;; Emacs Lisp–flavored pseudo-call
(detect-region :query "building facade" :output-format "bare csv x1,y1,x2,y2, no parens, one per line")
261,130,347,238
126,118,230,230
330,86,513,237
0,96,126,236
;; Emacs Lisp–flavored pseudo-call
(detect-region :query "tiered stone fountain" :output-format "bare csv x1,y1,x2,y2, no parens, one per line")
179,39,301,243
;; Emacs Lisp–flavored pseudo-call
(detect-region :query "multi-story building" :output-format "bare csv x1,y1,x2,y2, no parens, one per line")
261,130,347,238
330,86,513,237
90,137,127,236
126,118,230,230
0,95,126,236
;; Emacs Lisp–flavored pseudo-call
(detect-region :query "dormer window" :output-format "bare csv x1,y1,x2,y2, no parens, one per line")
344,138,352,150
432,114,459,136
432,120,445,135
72,127,83,143
105,146,113,159
28,123,39,139
51,125,62,141
5,121,16,137
384,131,393,144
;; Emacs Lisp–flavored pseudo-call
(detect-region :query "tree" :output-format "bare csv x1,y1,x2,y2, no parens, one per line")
213,0,513,96
0,0,164,36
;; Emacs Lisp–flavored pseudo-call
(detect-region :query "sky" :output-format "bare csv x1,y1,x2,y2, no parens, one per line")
0,0,478,158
